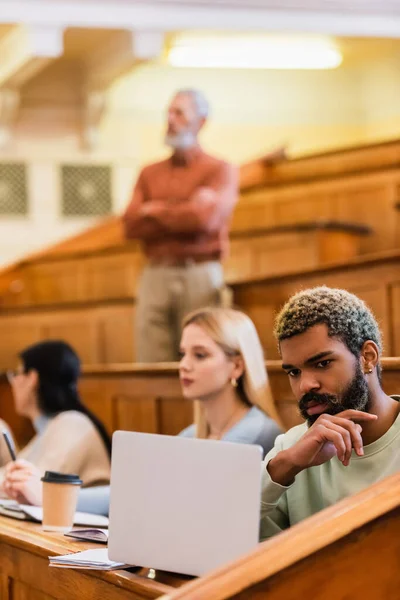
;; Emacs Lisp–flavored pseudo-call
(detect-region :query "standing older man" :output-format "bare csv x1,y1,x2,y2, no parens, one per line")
123,89,238,362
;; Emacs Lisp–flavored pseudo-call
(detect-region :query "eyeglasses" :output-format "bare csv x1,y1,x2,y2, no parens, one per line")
6,369,25,383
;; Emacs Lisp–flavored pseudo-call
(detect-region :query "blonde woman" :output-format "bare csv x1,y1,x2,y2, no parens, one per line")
4,308,282,513
178,307,282,455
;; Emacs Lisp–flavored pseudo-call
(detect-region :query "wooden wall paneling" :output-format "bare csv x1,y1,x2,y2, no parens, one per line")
221,509,400,600
239,140,400,190
0,572,10,600
240,170,399,257
0,266,33,309
315,229,362,264
26,260,84,305
0,517,184,599
236,509,400,600
98,304,135,364
0,314,45,368
159,471,400,600
42,308,102,365
1,542,140,600
333,177,398,254
225,238,258,282
78,378,115,434
231,194,277,233
240,302,281,360
273,192,333,227
12,580,56,600
115,394,159,434
234,282,290,360
256,231,317,277
234,255,400,360
83,251,141,302
391,282,400,356
157,396,193,436
395,187,400,240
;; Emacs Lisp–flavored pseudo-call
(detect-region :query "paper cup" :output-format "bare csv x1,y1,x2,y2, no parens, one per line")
41,471,82,533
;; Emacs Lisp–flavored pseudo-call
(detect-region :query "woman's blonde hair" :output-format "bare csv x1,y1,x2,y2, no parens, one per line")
182,307,282,438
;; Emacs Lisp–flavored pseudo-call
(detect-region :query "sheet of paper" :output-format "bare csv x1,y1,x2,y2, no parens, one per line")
49,547,129,570
21,505,109,527
0,499,20,508
65,528,108,543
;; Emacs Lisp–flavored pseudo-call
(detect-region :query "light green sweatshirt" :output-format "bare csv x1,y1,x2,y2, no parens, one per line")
260,396,400,541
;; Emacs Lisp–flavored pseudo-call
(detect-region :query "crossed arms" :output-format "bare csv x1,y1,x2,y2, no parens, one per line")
123,162,238,240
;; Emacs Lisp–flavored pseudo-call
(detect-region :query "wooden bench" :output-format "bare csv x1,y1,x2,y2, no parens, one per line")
159,472,400,600
1,357,399,448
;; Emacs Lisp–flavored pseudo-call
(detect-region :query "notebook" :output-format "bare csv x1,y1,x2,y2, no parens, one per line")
108,431,263,576
65,528,108,543
0,500,109,528
49,548,129,570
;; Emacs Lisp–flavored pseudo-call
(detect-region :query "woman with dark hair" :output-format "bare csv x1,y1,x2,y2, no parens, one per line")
0,340,111,491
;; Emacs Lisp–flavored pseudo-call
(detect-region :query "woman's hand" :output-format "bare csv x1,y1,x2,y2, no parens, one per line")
3,459,43,506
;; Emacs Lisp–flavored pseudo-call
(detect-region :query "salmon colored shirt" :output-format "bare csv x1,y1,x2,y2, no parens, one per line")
123,147,238,262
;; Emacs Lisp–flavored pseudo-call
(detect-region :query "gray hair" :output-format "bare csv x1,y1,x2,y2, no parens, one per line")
175,88,210,119
274,286,383,357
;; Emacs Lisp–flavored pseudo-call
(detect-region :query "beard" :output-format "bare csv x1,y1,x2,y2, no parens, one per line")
164,130,197,150
299,361,371,426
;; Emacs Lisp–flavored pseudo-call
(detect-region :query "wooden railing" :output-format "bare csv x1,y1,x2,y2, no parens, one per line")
1,357,399,449
240,137,400,190
159,472,400,600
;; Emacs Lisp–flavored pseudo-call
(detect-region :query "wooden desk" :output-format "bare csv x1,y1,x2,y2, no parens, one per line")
160,472,400,600
0,517,189,599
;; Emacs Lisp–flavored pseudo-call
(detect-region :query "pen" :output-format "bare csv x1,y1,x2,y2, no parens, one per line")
2,431,16,461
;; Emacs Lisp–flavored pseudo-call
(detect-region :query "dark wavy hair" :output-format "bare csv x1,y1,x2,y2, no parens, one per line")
20,340,111,457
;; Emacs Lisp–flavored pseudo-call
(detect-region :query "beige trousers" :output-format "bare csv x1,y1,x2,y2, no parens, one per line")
135,261,225,362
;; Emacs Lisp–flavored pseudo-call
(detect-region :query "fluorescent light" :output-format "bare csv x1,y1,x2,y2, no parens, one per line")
168,35,342,70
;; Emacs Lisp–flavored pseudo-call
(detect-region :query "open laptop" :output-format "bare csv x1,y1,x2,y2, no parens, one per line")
108,431,263,576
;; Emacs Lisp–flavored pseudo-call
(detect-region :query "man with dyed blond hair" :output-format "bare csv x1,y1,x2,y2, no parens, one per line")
260,286,400,540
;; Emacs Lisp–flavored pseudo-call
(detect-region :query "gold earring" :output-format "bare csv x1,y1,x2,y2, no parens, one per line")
231,378,238,388
365,368,373,374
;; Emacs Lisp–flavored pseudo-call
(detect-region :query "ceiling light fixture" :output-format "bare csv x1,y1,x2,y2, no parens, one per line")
168,34,342,70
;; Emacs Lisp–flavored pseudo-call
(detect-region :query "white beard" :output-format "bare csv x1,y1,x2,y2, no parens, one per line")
165,131,197,150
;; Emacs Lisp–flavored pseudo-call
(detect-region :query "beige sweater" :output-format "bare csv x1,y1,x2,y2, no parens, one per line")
0,411,110,488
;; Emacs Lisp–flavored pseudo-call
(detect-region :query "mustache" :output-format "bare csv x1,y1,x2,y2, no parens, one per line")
298,392,340,413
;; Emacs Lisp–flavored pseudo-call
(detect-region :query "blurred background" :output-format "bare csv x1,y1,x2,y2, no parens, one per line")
0,0,399,264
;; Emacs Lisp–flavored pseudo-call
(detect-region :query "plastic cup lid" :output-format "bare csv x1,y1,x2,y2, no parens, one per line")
41,471,82,485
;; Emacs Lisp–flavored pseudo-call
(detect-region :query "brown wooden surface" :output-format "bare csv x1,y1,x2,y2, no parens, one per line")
240,137,400,190
1,358,399,449
158,472,400,600
0,517,189,600
0,221,366,312
0,139,399,370
0,247,399,370
234,248,400,359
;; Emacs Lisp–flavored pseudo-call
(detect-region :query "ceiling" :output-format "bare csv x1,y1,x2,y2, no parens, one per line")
35,0,400,16
3,0,400,39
